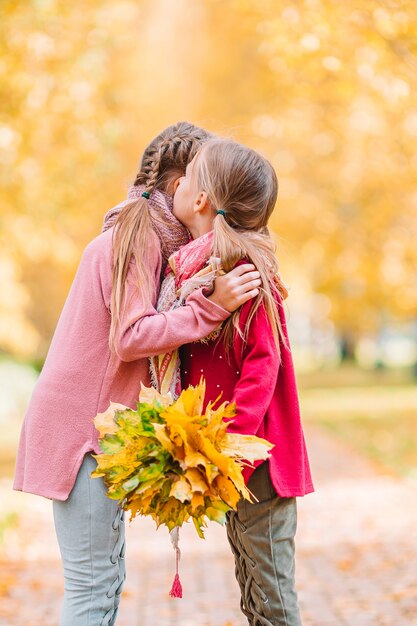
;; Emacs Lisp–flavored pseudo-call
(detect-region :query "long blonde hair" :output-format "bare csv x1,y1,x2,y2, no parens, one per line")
110,122,211,353
194,139,286,352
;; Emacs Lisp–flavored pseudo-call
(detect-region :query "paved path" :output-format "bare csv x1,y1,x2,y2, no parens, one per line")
1,425,417,626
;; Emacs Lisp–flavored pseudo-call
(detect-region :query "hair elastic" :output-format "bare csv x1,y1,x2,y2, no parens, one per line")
141,191,150,199
216,209,226,217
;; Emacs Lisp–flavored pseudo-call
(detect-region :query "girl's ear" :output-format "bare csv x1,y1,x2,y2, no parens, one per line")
172,178,182,194
193,191,210,214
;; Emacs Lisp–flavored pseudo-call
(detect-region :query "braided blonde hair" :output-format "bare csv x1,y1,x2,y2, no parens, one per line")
109,122,212,353
194,139,286,353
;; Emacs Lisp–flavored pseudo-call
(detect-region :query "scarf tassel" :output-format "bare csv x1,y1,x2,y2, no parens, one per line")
169,527,183,599
169,571,183,599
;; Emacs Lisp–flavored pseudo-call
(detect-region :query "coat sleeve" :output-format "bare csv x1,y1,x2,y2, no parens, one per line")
114,234,230,362
227,299,281,436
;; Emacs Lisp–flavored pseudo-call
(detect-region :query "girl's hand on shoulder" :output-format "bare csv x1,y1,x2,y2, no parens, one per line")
208,264,261,312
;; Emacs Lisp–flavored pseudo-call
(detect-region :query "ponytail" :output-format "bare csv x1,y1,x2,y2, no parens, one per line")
213,213,286,355
109,196,153,353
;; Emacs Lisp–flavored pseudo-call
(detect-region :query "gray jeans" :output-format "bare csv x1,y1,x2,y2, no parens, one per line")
226,462,302,626
53,453,126,626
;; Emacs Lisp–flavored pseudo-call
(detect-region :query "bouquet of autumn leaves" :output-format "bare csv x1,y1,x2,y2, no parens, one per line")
91,380,273,538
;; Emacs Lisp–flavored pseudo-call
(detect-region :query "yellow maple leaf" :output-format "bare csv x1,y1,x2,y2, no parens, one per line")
93,402,128,437
190,492,205,513
220,433,274,463
170,379,205,417
153,422,175,454
213,474,241,508
138,383,172,407
184,468,209,493
169,475,193,502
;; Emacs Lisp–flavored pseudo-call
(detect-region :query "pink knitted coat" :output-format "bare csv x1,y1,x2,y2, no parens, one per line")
13,189,230,500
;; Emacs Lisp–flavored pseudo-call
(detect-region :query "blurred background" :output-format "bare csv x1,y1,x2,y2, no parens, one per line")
1,1,417,624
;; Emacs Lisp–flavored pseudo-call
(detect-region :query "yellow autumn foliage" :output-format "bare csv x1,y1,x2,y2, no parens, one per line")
92,379,273,537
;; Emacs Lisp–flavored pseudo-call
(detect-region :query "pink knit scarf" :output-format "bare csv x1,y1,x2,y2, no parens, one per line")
150,231,221,398
102,185,190,264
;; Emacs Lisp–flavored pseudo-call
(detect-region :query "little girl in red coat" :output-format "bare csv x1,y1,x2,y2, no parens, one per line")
151,138,314,626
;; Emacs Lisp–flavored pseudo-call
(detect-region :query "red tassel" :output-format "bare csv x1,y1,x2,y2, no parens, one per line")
169,531,183,599
169,573,183,598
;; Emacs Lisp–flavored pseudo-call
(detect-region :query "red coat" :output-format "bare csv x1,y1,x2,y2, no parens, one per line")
180,295,314,498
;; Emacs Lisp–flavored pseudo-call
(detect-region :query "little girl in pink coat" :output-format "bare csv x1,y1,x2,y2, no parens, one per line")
13,122,261,626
